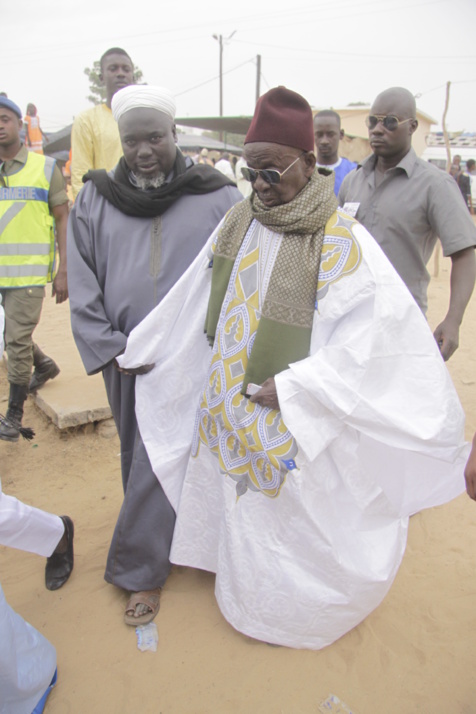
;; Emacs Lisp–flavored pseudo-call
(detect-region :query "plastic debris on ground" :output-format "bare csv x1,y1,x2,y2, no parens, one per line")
135,622,158,652
318,694,355,714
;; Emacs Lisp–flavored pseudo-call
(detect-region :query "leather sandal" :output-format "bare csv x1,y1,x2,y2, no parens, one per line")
124,588,162,626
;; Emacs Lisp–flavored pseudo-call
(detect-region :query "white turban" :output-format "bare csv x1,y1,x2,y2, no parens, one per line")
112,85,176,123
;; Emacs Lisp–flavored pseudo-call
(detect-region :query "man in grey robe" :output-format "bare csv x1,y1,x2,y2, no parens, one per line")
67,85,241,625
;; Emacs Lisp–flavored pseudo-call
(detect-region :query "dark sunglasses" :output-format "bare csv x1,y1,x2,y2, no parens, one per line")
365,115,414,131
241,153,304,185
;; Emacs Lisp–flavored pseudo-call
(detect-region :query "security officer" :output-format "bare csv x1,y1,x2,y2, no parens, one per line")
0,96,68,441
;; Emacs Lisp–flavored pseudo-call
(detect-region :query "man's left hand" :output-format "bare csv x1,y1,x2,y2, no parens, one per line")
249,377,280,411
52,269,69,304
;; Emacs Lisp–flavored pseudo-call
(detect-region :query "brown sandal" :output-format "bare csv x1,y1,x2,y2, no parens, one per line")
124,588,162,626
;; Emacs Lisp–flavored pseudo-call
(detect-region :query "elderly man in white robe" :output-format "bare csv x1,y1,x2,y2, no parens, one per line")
117,87,469,649
67,86,241,626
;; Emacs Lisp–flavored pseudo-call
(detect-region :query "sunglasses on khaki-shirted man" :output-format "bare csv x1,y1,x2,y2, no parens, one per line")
241,152,305,185
365,115,414,131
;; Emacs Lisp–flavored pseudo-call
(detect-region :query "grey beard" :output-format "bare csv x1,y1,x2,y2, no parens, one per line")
134,172,166,190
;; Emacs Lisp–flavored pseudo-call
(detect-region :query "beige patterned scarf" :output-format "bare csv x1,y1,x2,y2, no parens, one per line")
205,167,338,391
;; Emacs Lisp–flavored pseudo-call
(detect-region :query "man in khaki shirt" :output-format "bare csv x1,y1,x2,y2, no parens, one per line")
71,47,134,199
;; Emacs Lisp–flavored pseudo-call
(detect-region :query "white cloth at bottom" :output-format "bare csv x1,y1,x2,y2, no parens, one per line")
0,584,56,714
0,482,62,713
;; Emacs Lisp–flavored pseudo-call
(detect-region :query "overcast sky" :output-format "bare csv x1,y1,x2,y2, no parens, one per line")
3,0,476,134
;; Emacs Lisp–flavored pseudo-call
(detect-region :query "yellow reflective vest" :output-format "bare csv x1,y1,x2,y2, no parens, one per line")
0,152,56,288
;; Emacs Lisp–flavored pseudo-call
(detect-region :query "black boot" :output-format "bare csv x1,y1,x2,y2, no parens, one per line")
0,383,29,442
29,343,60,393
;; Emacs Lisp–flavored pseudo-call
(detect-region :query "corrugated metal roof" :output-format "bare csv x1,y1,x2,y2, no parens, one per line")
177,134,243,153
43,126,244,156
176,116,252,134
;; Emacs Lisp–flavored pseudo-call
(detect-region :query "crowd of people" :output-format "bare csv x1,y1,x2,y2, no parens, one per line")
1,44,476,711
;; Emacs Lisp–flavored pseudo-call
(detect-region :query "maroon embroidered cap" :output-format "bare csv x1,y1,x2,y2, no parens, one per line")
245,86,314,152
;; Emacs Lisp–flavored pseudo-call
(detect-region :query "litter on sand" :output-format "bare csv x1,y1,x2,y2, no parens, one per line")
135,622,158,652
318,694,355,714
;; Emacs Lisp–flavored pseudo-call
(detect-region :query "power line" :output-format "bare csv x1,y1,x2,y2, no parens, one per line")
260,72,271,91
1,0,447,63
232,38,476,61
416,78,476,98
0,1,358,61
0,33,213,65
226,0,448,39
175,58,255,98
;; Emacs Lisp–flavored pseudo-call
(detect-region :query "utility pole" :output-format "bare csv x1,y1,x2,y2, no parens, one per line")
442,81,452,172
212,31,236,142
255,54,261,105
218,35,224,116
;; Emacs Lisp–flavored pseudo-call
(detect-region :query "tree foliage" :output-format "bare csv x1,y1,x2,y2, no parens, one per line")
83,61,144,105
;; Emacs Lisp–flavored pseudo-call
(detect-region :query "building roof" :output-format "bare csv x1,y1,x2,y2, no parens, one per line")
43,125,244,157
326,105,437,125
176,116,253,135
177,134,243,153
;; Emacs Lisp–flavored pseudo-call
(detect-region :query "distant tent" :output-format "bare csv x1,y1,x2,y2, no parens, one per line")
43,124,244,156
44,124,72,155
177,134,243,154
175,116,252,135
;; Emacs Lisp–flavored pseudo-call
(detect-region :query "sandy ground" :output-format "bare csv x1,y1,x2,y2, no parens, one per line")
1,254,476,714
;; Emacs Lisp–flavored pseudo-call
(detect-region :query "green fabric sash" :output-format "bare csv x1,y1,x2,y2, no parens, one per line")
205,167,338,392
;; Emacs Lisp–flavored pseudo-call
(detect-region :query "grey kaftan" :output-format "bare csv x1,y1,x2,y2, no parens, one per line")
67,179,241,590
